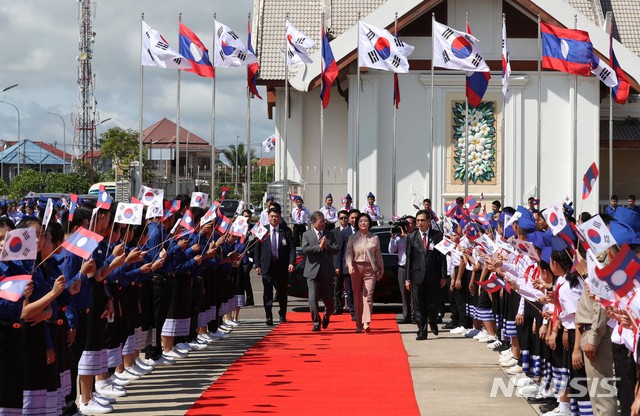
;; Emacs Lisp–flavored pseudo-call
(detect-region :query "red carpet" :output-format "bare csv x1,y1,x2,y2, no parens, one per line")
187,312,420,415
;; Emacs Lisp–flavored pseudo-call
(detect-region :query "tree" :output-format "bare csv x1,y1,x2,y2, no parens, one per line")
0,179,9,197
10,169,46,198
45,173,92,195
99,127,152,183
220,144,258,183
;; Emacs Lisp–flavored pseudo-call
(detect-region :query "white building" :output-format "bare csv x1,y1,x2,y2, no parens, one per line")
253,0,640,216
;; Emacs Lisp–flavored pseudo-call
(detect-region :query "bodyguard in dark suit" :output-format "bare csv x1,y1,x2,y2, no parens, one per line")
405,210,447,340
254,203,296,325
302,211,338,331
333,209,359,319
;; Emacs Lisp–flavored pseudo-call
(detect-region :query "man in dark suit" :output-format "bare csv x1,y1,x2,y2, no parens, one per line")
254,202,296,325
405,209,447,340
334,209,359,319
301,211,338,331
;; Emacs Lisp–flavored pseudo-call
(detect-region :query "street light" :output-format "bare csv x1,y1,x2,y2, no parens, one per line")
0,100,21,175
47,112,66,173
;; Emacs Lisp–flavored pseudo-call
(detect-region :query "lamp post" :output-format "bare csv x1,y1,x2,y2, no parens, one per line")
47,111,66,173
0,100,21,175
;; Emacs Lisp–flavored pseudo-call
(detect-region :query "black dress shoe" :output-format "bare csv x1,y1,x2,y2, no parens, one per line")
322,315,330,329
539,400,558,413
396,319,412,324
429,322,439,336
245,300,255,306
333,308,343,315
312,324,321,332
266,318,273,326
416,331,427,341
279,316,287,323
443,321,457,330
527,396,555,404
351,314,356,321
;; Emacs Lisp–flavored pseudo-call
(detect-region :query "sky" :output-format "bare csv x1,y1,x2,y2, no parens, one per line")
0,1,273,158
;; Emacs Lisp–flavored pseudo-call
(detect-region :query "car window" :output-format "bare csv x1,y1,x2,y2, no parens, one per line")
372,228,391,254
219,200,239,217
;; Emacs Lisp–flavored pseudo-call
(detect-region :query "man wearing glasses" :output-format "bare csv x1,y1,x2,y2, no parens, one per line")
334,209,359,319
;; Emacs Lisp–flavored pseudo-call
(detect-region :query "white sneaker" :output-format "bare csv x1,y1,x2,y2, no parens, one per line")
473,330,487,340
92,392,115,406
499,357,518,367
542,407,571,415
500,349,514,357
505,365,523,375
450,326,466,334
163,348,188,359
197,334,214,344
114,370,140,381
137,357,156,368
175,342,192,353
512,376,535,388
479,335,497,343
224,319,239,327
108,374,131,387
210,330,229,340
218,325,232,333
129,364,152,376
80,397,113,414
487,339,503,349
134,359,155,372
517,384,539,397
96,382,127,398
152,354,176,366
188,341,208,350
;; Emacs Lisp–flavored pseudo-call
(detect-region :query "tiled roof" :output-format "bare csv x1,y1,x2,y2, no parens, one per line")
255,0,386,81
600,118,640,141
142,117,218,153
256,157,275,166
567,0,640,56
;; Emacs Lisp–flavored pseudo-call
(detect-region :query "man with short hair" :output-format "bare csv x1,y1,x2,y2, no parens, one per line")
605,194,619,216
389,215,415,324
255,203,295,325
405,210,447,340
334,209,358,318
627,194,640,214
362,192,383,224
260,196,275,226
290,196,311,246
319,194,338,231
301,211,338,331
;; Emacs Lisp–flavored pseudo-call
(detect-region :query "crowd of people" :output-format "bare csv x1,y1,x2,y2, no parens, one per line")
385,195,640,416
0,193,256,415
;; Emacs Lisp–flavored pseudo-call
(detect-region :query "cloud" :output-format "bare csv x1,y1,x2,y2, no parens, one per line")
0,0,273,157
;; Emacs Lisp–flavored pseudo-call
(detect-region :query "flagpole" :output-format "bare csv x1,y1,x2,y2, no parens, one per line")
319,11,325,206
391,12,398,217
572,14,578,205
608,14,613,199
139,13,145,187
355,13,361,210
211,14,217,197
246,13,252,205
283,15,289,210
464,13,469,200
537,14,542,204
430,13,435,209
176,13,182,197
501,13,506,208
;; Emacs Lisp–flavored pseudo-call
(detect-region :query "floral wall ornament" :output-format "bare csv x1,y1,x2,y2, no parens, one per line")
452,101,496,184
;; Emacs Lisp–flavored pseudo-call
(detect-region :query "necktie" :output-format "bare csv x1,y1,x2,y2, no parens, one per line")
422,232,427,251
271,227,278,259
318,231,323,240
297,208,301,220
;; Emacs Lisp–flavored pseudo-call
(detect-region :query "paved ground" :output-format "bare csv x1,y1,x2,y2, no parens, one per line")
111,272,543,415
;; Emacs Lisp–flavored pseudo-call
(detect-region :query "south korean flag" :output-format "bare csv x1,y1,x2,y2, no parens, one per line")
358,22,414,73
432,20,489,72
214,20,257,68
286,20,316,65
141,20,192,69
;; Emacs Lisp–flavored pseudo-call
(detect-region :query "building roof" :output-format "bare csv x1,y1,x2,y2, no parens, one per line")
142,117,219,153
0,139,67,165
256,157,275,166
600,118,640,141
568,0,640,57
3,140,73,161
253,0,385,81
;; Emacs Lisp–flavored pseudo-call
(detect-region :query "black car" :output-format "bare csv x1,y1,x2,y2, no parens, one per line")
288,226,402,303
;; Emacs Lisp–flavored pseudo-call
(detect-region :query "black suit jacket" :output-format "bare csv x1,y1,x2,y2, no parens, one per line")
334,225,356,274
254,224,296,275
405,228,447,285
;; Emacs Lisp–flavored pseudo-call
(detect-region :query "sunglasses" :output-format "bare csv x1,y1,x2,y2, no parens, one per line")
339,216,348,220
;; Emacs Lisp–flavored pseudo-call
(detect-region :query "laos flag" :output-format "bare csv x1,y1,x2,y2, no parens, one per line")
247,19,262,99
179,22,214,78
0,275,32,302
320,21,338,109
582,161,599,200
595,243,640,297
541,22,593,76
610,27,630,105
61,227,103,260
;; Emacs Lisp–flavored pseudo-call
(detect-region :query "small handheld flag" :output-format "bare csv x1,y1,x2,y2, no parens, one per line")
97,185,112,210
595,243,640,297
179,210,195,231
69,193,78,222
1,228,38,261
582,162,599,200
61,227,104,260
216,215,231,234
577,214,617,255
138,186,164,208
115,202,144,226
0,275,32,302
250,222,269,241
